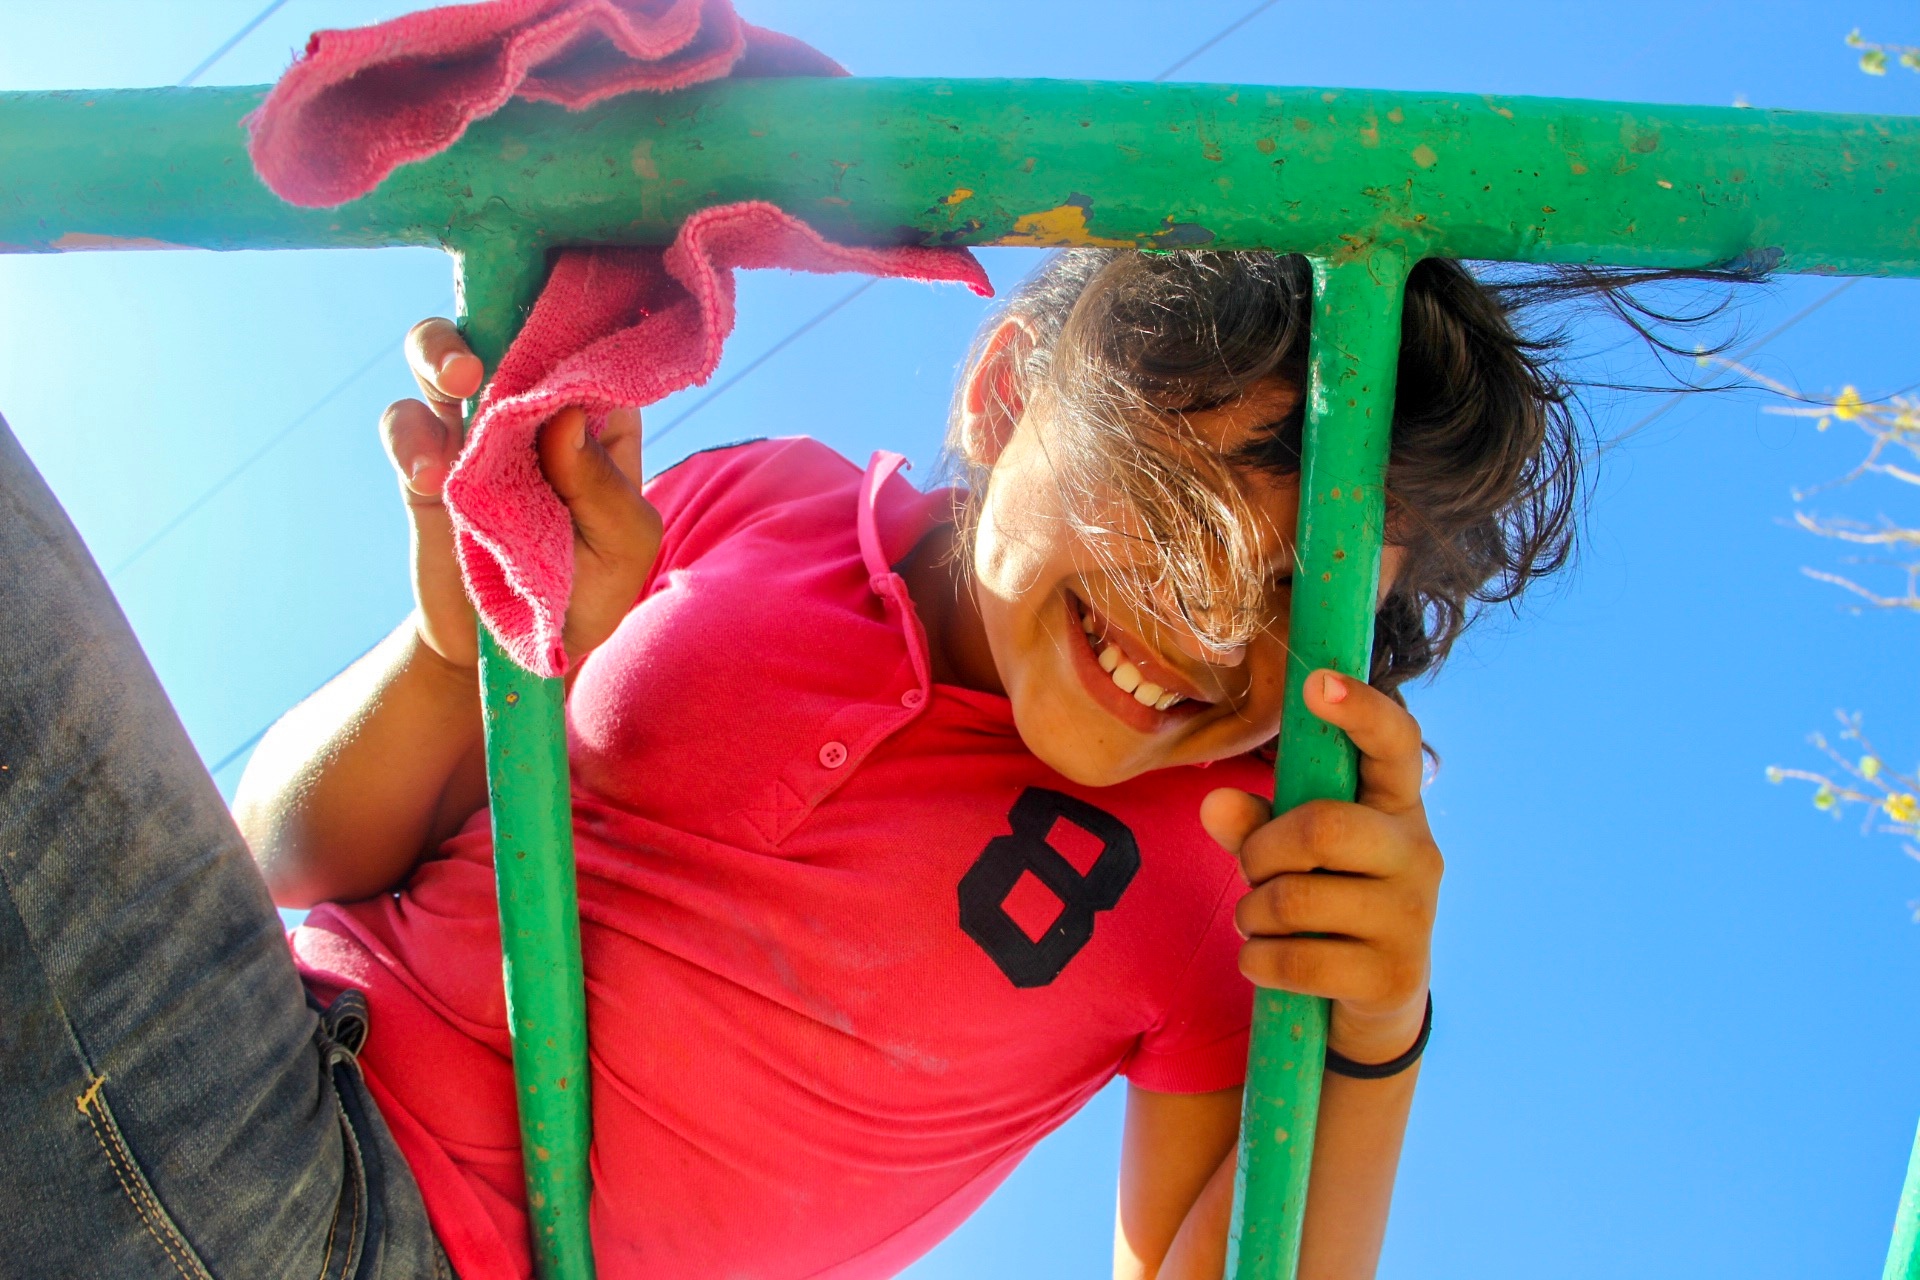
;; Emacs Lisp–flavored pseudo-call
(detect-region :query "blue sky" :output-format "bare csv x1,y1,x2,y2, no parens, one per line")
4,1,1920,1276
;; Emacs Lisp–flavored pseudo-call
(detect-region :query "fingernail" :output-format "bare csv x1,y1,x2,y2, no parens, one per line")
1321,672,1348,703
572,412,589,450
409,456,429,481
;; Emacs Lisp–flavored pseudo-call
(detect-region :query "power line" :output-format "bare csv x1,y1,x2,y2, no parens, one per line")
108,344,391,579
1593,278,1862,460
1153,0,1283,82
210,723,276,778
179,0,293,87
643,280,875,449
207,651,362,776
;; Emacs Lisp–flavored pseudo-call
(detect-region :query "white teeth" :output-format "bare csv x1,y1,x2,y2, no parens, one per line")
1091,625,1191,713
1080,611,1097,635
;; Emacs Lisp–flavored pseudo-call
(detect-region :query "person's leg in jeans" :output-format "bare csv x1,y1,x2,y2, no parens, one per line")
0,413,448,1279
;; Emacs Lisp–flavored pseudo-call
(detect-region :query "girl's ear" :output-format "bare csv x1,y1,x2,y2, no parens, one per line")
958,315,1037,467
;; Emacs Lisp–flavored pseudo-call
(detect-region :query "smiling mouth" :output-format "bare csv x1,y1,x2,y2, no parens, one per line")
1070,594,1204,713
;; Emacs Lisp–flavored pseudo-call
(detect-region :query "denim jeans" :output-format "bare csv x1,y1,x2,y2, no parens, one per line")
0,414,452,1279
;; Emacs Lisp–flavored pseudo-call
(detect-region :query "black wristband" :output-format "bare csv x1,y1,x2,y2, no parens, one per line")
1324,993,1432,1080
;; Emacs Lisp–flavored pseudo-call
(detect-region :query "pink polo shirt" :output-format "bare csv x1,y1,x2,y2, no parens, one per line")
291,438,1266,1279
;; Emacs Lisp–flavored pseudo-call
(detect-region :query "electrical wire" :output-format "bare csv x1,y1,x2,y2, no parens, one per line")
179,0,293,87
1152,0,1283,82
109,345,391,580
642,280,875,449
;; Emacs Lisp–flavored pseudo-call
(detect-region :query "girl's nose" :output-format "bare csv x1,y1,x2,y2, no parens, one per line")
1168,627,1247,668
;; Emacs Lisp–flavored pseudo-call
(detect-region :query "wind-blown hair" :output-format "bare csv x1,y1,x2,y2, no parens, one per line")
945,248,1745,698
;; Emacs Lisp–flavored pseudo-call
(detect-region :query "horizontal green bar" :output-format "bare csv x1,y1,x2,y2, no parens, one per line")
2,79,1918,275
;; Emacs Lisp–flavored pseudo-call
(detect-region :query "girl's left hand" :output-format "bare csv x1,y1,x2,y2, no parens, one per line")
1200,669,1443,1065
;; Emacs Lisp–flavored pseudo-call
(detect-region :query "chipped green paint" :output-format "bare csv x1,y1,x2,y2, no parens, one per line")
1226,249,1409,1280
5,80,1920,275
461,237,596,1280
5,73,1920,1280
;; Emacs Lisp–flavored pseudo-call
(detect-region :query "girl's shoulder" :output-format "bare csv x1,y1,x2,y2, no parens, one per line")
643,434,859,510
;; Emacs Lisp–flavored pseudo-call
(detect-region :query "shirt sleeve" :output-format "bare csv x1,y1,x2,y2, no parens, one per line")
1122,872,1255,1094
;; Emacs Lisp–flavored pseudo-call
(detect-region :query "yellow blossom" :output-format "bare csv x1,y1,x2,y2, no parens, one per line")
1886,793,1919,825
1833,386,1867,421
1861,755,1882,779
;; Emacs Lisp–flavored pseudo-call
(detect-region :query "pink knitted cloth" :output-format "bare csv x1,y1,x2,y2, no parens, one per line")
248,0,990,675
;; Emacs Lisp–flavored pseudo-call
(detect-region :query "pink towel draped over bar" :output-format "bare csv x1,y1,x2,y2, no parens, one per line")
248,0,990,675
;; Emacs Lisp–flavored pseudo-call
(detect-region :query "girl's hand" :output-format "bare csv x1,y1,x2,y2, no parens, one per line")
1200,670,1443,1064
382,317,662,669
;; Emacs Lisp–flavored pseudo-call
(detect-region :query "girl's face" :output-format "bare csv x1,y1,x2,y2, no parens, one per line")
955,323,1403,788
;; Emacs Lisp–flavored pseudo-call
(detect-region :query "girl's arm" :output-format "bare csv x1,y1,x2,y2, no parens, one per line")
235,319,659,906
1116,669,1441,1279
1116,1068,1419,1280
234,618,487,907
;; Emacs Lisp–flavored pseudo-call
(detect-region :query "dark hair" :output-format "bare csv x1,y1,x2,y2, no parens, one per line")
947,248,1745,698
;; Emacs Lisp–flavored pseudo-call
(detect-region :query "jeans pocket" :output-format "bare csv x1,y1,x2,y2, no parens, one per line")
74,1073,215,1280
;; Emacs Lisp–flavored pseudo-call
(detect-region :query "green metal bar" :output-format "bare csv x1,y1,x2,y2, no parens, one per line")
4,81,1920,276
456,238,597,1280
1227,248,1410,1280
1886,1117,1920,1279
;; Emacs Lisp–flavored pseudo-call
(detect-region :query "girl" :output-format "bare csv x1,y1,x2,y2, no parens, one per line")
1,248,1583,1279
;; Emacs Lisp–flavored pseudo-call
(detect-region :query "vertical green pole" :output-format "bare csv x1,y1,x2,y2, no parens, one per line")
452,237,598,1280
1227,248,1411,1279
1885,1117,1920,1279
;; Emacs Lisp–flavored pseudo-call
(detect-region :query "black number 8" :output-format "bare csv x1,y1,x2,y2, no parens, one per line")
958,787,1141,988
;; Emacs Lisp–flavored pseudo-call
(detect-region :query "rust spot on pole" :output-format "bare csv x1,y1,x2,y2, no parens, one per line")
51,231,192,251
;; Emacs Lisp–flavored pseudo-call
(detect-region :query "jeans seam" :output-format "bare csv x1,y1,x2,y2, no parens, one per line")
77,1073,213,1280
319,1154,342,1280
321,1099,367,1280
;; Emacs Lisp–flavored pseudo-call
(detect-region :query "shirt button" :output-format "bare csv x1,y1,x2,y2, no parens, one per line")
818,741,849,769
901,688,926,709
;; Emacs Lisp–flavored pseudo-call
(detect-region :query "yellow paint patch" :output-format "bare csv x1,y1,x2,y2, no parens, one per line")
1000,202,1134,248
630,140,658,180
52,232,192,252
1411,144,1439,169
938,187,976,206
